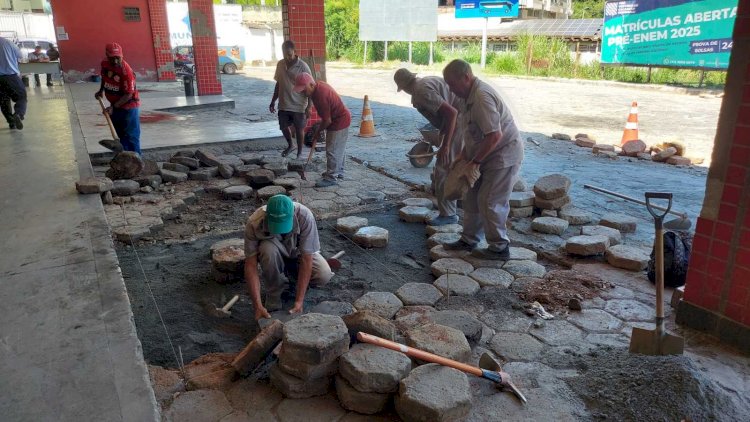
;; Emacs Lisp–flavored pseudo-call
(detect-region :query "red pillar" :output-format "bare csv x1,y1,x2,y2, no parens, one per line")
147,0,175,81
187,0,222,95
678,0,750,352
282,0,326,127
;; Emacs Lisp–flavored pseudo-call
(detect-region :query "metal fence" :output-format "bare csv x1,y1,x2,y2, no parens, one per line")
0,10,55,41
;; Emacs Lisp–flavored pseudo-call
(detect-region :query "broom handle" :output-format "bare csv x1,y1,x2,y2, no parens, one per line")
357,332,483,377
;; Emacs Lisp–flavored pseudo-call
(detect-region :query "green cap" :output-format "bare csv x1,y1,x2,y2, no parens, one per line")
266,195,294,234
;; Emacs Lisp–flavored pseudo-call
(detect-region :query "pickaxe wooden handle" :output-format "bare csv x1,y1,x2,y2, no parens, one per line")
357,332,527,404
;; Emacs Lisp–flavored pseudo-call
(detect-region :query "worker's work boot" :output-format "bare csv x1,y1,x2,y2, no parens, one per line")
426,214,459,226
12,114,23,130
470,246,510,261
443,239,476,251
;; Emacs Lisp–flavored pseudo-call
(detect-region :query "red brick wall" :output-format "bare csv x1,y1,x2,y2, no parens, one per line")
50,0,159,81
282,0,327,127
187,0,222,95
683,0,750,327
148,0,175,81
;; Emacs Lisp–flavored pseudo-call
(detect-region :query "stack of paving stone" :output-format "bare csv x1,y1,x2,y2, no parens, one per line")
209,238,245,283
508,190,536,218
270,313,349,399
529,173,577,234
157,149,258,185
336,343,412,415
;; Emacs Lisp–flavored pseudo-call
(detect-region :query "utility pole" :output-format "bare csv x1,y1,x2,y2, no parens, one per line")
480,16,488,68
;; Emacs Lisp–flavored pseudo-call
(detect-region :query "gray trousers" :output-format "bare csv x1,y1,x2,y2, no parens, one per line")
460,165,520,251
258,239,333,298
323,127,349,179
431,134,464,217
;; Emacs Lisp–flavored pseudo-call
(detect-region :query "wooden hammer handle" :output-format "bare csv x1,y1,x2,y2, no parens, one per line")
330,251,345,260
97,97,119,141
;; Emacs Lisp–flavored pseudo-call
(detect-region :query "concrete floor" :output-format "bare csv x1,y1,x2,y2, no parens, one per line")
0,86,159,420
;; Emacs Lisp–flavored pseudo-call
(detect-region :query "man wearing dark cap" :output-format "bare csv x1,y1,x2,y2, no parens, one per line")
394,68,462,226
94,42,141,153
294,72,352,187
244,195,333,319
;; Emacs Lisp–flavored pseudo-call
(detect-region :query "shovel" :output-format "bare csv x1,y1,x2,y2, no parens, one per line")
357,332,527,404
629,192,685,356
97,97,123,152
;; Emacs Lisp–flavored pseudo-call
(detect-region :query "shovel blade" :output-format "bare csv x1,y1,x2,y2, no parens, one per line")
629,327,685,355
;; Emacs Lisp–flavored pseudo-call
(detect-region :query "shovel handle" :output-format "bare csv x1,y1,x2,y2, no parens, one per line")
97,97,119,141
645,192,673,222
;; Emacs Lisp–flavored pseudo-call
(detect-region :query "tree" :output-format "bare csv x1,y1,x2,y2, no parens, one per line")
572,0,605,19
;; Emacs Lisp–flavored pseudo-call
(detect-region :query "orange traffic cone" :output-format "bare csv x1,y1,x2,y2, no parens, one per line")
356,95,377,138
620,101,639,145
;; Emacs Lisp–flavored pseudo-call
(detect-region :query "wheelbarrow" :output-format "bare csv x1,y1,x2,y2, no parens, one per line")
406,125,441,168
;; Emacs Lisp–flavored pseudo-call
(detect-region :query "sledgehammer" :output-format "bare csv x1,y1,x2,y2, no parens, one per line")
327,251,346,271
357,332,527,404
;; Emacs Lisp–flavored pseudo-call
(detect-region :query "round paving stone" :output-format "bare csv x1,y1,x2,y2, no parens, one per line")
565,235,610,256
469,267,514,288
400,198,434,209
309,301,356,318
335,216,369,235
599,213,638,233
533,174,571,200
282,313,349,365
581,225,622,246
76,177,113,194
431,258,474,277
112,225,150,244
335,375,390,415
427,310,483,345
353,292,403,319
509,206,533,218
429,245,470,261
558,205,593,225
399,206,432,223
273,177,301,190
534,194,572,210
262,162,288,176
503,260,546,278
395,282,444,306
433,274,480,296
531,217,569,235
111,179,140,196
405,323,471,362
269,363,331,399
513,178,529,192
358,191,386,204
239,152,265,165
257,185,287,200
353,226,389,248
510,247,538,261
339,343,412,393
489,332,544,361
223,185,253,200
567,309,623,332
509,191,536,208
425,223,462,236
604,299,654,322
396,364,471,422
530,320,585,346
427,232,461,249
605,245,650,271
246,169,276,185
210,240,245,273
109,151,145,179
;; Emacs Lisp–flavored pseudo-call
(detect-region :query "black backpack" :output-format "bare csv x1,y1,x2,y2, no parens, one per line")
647,230,692,287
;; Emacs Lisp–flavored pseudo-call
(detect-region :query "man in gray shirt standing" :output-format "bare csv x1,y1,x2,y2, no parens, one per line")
244,195,332,320
394,68,462,226
442,59,524,260
269,40,312,159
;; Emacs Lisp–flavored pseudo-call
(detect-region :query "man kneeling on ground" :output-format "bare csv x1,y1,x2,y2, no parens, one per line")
244,194,332,319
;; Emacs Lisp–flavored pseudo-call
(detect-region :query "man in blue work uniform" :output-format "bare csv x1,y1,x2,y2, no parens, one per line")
0,36,27,130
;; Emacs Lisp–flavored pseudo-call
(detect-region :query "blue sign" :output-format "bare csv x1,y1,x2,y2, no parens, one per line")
455,0,519,19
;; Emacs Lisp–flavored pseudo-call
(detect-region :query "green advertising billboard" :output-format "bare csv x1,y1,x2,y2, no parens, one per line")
602,0,738,69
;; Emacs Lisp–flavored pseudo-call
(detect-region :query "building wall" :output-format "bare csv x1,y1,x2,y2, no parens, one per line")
49,0,159,81
677,0,750,353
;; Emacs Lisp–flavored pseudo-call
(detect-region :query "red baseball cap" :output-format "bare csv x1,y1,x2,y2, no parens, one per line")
293,72,314,92
105,43,123,58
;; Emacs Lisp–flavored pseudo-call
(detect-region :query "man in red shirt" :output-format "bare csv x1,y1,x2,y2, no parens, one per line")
293,72,351,188
94,42,141,154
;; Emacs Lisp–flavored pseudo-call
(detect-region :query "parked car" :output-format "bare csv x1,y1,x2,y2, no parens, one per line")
16,38,56,62
173,45,243,74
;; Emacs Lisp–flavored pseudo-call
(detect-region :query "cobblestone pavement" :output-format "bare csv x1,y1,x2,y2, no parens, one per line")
181,66,714,248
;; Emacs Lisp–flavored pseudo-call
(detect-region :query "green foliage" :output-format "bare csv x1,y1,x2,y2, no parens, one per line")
325,0,361,60
572,0,605,18
385,42,444,65
488,53,523,74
